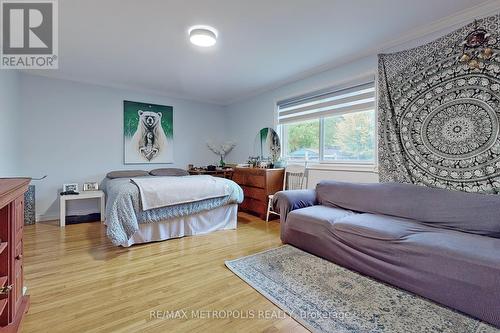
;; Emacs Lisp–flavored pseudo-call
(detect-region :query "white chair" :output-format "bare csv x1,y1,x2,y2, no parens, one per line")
266,163,307,222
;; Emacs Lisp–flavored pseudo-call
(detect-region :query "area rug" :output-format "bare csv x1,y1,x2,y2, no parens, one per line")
225,245,499,333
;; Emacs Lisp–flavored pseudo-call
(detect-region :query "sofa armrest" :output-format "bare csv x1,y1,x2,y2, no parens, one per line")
273,190,317,241
273,189,317,224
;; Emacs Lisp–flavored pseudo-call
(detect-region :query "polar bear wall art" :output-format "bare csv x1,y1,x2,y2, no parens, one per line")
124,101,173,164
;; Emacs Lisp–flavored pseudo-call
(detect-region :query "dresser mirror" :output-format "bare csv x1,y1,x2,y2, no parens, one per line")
253,127,281,162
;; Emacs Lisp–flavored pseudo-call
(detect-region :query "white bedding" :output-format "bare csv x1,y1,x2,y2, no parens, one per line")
131,175,230,210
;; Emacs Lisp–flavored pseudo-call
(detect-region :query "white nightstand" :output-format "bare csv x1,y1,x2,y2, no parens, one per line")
59,190,105,227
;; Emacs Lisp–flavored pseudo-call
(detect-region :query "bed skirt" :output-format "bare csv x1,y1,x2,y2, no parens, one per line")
121,204,238,247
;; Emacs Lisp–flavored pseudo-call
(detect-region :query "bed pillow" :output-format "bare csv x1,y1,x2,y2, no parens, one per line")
106,170,149,179
149,168,189,177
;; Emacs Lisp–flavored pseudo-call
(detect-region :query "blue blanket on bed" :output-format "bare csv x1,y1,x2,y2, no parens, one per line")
102,176,243,246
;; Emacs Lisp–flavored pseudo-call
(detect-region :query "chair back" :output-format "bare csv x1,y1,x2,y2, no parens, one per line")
283,164,307,191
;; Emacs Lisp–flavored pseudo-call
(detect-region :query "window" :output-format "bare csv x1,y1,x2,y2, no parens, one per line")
278,81,376,164
323,110,375,162
283,119,320,161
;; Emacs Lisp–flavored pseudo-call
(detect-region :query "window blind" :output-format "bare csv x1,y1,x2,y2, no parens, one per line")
277,81,375,124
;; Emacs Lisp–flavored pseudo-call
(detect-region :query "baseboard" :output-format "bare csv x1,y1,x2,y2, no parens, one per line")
36,214,59,222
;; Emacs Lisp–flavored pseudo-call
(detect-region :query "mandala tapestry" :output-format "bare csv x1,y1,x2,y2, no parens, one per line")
378,14,500,193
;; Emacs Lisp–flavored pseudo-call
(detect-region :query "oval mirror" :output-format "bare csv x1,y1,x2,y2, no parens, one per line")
253,127,281,161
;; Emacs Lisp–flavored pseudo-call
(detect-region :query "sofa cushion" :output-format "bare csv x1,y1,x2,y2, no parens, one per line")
149,168,189,176
106,170,149,179
332,212,500,267
332,213,429,241
286,205,356,235
316,180,500,238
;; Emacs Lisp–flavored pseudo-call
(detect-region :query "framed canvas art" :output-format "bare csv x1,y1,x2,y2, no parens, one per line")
124,100,174,164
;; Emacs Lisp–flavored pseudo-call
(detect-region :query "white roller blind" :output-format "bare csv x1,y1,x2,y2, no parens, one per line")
277,81,375,124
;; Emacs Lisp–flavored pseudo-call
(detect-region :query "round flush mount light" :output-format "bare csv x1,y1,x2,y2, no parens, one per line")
188,25,218,47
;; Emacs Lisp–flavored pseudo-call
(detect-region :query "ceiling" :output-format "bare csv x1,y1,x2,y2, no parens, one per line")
29,0,494,105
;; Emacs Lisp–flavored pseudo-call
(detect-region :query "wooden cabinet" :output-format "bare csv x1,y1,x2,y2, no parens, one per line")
0,179,30,333
233,168,284,219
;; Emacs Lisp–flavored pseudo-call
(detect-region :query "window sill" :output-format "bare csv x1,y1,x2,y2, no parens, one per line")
287,161,378,173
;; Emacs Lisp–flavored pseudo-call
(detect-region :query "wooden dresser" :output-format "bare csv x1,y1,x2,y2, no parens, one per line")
233,167,284,219
0,179,30,332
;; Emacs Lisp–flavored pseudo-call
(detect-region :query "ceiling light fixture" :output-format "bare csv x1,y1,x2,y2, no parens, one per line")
188,25,218,47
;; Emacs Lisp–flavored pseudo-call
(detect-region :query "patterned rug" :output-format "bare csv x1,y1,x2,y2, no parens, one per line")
225,245,499,333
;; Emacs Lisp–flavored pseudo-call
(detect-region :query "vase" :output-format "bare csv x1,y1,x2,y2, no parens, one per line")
219,156,225,168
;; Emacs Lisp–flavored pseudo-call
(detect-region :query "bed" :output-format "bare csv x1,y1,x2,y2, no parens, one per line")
102,172,243,247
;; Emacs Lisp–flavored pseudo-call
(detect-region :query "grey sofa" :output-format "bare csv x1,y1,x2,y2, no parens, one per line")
274,180,500,327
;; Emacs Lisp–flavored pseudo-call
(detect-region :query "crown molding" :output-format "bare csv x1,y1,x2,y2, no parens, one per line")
225,0,500,106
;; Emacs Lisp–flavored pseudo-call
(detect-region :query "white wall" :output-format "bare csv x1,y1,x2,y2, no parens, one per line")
222,14,484,188
0,71,20,176
18,74,228,220
224,55,380,187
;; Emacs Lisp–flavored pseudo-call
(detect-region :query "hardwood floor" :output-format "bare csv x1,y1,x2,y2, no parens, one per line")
21,213,307,333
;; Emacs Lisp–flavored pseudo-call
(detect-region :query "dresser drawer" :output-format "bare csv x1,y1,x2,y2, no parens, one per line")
246,174,265,188
231,172,246,185
14,198,24,244
240,197,267,216
10,239,23,310
233,173,266,188
241,186,266,201
13,253,23,311
14,240,22,261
